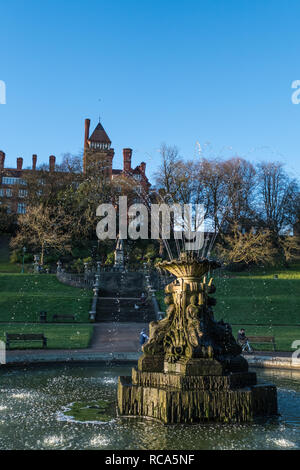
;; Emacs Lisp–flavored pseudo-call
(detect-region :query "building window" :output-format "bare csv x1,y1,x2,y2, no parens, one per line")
2,177,26,185
17,203,26,214
6,188,12,197
0,189,3,197
18,189,28,198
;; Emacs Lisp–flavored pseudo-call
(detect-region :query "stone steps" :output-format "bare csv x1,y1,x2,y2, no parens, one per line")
96,297,155,322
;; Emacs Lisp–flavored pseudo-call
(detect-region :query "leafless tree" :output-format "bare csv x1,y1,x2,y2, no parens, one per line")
256,162,299,235
10,204,72,265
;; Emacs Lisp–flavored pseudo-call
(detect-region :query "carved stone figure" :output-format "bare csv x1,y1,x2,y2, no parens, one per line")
118,251,278,424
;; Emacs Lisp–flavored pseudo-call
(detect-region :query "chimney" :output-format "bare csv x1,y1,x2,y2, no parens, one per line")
84,118,90,148
0,151,5,170
17,157,23,171
123,148,132,172
140,162,146,175
32,154,37,170
49,155,56,172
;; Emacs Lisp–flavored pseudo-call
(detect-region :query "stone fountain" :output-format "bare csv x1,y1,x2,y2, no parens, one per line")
118,252,277,423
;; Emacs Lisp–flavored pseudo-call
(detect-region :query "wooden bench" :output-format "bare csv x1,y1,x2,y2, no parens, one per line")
247,336,276,351
52,314,75,322
5,333,47,350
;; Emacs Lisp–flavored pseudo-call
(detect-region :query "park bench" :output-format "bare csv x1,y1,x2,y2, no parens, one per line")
247,335,276,351
5,333,47,350
52,314,75,322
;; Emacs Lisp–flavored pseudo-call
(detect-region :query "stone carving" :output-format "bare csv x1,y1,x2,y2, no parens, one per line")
114,235,124,270
142,252,241,368
118,251,278,423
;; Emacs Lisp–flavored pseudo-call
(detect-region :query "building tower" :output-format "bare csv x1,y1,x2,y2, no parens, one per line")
83,119,115,177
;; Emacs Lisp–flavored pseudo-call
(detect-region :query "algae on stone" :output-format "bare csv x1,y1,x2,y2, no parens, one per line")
64,400,115,422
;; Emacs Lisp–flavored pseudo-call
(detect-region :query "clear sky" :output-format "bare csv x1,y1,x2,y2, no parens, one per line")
1,0,300,182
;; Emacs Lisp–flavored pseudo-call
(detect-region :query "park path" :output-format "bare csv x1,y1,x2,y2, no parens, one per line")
90,322,148,352
5,322,149,363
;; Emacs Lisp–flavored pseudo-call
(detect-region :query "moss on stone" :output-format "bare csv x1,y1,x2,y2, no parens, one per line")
64,400,115,422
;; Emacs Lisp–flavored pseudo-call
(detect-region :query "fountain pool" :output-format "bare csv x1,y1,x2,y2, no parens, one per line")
0,363,299,450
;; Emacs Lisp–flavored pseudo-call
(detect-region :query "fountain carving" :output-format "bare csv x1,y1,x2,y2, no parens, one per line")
118,252,277,423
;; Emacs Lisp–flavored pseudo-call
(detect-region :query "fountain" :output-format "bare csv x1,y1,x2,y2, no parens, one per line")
118,252,278,423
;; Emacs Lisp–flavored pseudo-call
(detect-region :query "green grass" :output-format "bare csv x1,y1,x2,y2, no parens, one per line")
0,234,33,273
0,323,93,349
0,273,92,323
156,263,300,351
213,264,300,326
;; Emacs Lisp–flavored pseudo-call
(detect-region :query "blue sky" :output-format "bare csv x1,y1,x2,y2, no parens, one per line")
1,0,300,182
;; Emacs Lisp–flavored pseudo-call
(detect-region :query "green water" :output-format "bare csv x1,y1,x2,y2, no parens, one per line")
0,363,299,450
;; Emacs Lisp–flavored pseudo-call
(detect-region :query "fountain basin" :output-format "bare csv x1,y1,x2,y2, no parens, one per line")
0,363,298,450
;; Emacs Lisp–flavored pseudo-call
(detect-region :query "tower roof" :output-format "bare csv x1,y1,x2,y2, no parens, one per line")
88,122,111,144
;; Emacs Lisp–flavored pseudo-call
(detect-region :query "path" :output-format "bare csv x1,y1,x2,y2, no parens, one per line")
4,322,147,365
90,323,148,352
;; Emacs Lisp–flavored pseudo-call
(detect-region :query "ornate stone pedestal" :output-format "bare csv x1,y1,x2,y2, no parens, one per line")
118,253,277,423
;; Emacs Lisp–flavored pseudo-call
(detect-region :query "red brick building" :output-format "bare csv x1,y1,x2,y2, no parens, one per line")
83,119,150,194
0,119,150,214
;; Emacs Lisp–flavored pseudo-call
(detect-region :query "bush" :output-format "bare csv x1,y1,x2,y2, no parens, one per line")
104,252,114,266
71,258,84,273
10,250,20,264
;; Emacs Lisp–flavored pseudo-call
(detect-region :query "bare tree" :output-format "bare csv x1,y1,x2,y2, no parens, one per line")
256,162,299,235
222,157,256,227
217,224,276,266
196,158,227,232
154,143,182,201
10,204,72,265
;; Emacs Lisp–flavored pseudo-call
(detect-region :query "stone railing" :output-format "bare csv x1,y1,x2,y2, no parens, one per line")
56,271,95,289
144,272,166,321
56,271,101,322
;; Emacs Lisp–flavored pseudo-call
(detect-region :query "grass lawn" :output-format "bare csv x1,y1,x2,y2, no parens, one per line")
0,273,92,323
0,323,93,349
213,264,300,326
156,263,300,351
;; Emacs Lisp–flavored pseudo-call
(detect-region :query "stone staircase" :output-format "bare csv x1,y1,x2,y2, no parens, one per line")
96,271,156,323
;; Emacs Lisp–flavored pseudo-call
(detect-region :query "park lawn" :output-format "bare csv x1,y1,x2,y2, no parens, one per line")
0,273,92,323
213,265,300,325
0,262,23,273
0,323,93,349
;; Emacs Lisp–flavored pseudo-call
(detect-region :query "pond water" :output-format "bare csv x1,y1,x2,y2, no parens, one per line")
0,363,299,450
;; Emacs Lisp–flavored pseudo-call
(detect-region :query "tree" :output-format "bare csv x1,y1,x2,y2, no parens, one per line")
0,206,16,234
10,204,72,265
222,157,256,228
22,153,83,209
154,143,182,202
256,162,299,236
217,224,276,266
279,235,300,264
194,158,227,233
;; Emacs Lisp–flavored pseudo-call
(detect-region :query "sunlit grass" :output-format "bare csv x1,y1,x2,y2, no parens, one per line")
0,273,92,323
0,323,93,349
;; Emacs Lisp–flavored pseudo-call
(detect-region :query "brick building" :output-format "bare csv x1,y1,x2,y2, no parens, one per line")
0,119,150,214
83,118,150,194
